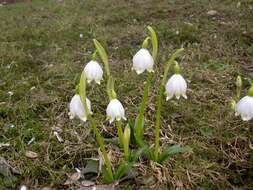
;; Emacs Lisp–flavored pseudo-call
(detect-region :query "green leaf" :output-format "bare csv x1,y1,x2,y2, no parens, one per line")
147,148,155,161
93,39,110,77
131,146,147,162
114,162,132,180
102,166,114,183
147,26,158,62
200,127,213,137
158,145,192,164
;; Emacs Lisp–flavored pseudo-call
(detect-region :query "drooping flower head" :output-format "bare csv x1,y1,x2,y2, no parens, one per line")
132,48,154,75
165,63,187,100
69,94,92,122
106,99,126,124
235,86,253,121
83,60,103,84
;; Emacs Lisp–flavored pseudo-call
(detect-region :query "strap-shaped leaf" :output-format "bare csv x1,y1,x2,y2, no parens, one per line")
102,166,114,183
114,162,132,180
131,146,148,162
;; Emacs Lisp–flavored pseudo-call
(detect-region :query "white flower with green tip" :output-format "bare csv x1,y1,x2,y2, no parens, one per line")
235,87,253,121
165,63,187,100
69,94,92,122
132,48,154,74
84,60,103,84
165,74,187,100
106,99,126,124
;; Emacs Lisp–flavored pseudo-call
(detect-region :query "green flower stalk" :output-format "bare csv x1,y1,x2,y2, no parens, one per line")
236,75,242,100
154,48,184,161
79,72,114,181
134,26,158,145
93,39,126,149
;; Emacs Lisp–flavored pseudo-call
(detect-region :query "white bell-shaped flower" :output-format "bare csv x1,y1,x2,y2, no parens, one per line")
165,74,187,100
235,96,253,121
69,94,92,122
132,48,154,74
106,99,126,124
83,60,103,84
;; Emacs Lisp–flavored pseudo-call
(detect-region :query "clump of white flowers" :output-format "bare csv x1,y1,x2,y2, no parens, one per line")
68,26,194,182
235,86,253,121
106,99,126,123
165,62,187,100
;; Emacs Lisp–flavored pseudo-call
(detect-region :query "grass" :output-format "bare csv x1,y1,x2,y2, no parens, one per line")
0,0,253,189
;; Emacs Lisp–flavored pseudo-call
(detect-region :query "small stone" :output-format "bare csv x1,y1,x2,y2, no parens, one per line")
25,151,38,159
20,185,27,190
7,91,14,96
207,10,218,16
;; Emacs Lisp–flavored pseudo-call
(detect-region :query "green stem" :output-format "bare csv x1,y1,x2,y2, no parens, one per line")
147,26,158,62
236,76,242,100
88,114,114,181
116,121,124,148
154,84,164,161
92,50,98,61
93,39,111,77
106,76,117,100
162,48,184,85
79,72,113,181
142,37,150,49
135,73,153,144
154,48,184,161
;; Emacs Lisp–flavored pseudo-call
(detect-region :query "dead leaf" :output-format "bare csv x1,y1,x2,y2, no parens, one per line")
0,157,12,177
41,187,53,190
25,151,38,159
82,160,99,174
0,156,20,176
64,169,81,185
81,180,95,187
